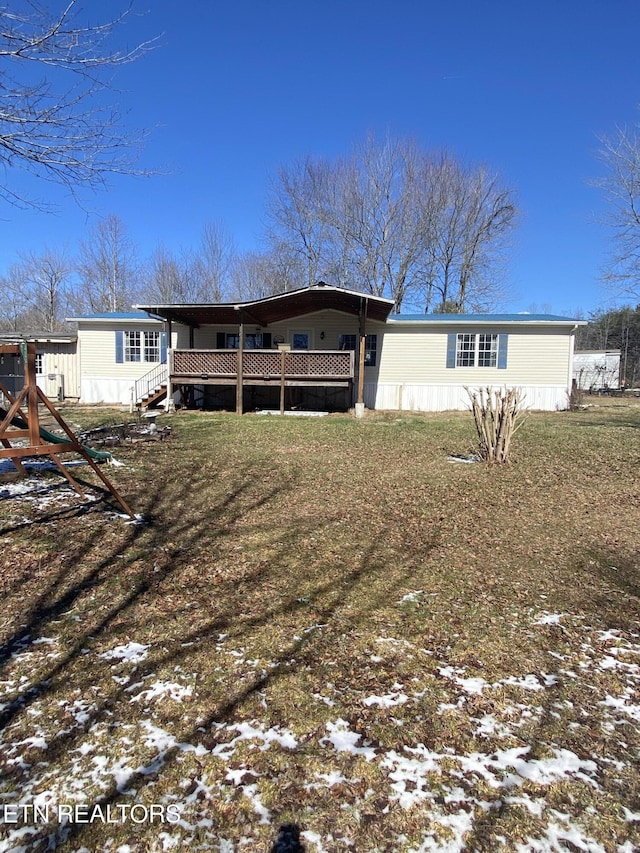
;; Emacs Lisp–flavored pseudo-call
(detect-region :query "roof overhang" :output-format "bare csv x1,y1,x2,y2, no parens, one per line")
135,284,396,328
387,315,587,328
0,332,77,343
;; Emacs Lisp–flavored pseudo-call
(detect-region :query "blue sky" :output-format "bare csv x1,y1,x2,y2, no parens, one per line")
3,0,640,316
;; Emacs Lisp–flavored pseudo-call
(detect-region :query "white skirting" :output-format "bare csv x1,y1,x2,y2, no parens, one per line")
80,377,134,406
366,383,570,412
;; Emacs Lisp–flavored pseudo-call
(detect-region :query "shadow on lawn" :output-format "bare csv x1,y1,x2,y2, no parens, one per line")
0,457,434,849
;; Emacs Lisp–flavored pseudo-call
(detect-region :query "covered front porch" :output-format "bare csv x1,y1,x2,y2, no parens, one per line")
135,284,394,414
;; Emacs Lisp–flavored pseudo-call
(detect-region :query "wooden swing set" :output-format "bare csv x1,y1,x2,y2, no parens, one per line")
0,341,136,519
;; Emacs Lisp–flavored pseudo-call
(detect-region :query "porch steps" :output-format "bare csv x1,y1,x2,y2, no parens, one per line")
139,384,167,410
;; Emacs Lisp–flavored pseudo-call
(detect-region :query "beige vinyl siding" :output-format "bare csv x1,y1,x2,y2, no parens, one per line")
37,344,80,399
78,321,167,378
191,310,366,350
377,325,573,386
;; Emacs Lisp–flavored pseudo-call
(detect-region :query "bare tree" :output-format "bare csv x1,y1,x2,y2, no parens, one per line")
189,222,236,302
138,244,194,304
231,248,301,301
0,262,32,329
266,136,517,312
74,214,139,312
12,249,72,331
596,119,640,298
0,0,156,209
330,136,431,309
266,157,335,288
424,158,516,312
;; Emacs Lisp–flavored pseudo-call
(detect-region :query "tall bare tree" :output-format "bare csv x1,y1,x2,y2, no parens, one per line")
139,244,194,304
420,156,515,312
0,263,32,330
596,119,640,298
266,157,334,288
75,214,139,312
231,248,301,301
266,136,517,312
12,249,72,331
189,222,236,302
0,0,156,209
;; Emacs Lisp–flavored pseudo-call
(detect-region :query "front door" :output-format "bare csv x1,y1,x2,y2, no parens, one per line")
290,330,312,350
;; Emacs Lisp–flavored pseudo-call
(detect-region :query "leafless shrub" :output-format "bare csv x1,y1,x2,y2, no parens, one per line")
466,386,525,464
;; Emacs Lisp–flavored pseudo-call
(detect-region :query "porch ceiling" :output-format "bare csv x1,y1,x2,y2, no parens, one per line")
135,284,394,328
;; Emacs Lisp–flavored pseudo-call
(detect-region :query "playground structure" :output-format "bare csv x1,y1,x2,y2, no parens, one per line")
0,341,136,519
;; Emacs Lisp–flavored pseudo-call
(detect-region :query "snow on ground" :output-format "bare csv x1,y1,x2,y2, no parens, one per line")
0,612,639,851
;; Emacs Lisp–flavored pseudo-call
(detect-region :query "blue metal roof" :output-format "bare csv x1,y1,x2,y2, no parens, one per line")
389,313,581,322
67,311,155,321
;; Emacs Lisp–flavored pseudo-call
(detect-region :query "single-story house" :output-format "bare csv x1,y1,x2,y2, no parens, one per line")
67,284,585,413
0,332,79,402
573,350,621,392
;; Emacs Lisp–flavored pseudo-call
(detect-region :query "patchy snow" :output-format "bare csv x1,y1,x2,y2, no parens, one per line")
320,719,376,762
534,612,564,626
398,590,423,604
130,681,193,704
362,692,408,708
0,611,638,851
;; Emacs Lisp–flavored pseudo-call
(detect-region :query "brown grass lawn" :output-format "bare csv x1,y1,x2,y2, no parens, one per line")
0,398,639,852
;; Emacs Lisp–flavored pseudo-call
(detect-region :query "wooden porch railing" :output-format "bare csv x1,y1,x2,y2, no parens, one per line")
170,349,354,384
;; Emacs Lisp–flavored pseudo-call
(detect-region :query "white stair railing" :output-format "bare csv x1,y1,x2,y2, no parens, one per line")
134,361,168,405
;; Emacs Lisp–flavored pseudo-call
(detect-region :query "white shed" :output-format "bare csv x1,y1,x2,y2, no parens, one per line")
573,350,621,392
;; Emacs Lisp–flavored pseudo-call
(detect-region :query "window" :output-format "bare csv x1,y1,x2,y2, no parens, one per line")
116,330,167,364
456,333,476,367
477,333,498,367
124,330,142,362
448,333,507,369
291,332,310,350
456,333,498,367
144,330,160,362
338,334,357,351
338,334,378,367
220,332,270,349
34,353,44,375
365,334,377,366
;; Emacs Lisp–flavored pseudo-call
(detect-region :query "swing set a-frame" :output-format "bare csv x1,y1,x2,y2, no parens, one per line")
0,341,136,519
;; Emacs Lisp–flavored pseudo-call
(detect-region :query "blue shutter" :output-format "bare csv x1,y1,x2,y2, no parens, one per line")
160,331,168,363
497,334,508,369
446,333,457,368
216,332,226,349
115,330,124,363
262,332,272,349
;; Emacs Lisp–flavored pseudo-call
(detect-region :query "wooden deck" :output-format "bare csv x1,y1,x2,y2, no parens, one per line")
170,349,354,387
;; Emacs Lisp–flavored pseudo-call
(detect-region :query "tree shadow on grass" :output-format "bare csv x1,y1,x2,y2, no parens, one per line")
0,451,441,850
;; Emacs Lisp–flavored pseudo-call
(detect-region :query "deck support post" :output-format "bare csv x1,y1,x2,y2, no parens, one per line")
280,349,286,415
236,311,244,415
356,297,368,413
165,319,174,412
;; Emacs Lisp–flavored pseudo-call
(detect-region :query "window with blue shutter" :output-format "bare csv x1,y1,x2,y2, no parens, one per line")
497,334,508,369
446,332,506,368
446,333,457,368
115,330,124,363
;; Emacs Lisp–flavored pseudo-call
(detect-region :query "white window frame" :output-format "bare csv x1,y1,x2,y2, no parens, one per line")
124,330,142,363
124,330,161,364
144,330,161,362
456,333,498,368
338,333,378,366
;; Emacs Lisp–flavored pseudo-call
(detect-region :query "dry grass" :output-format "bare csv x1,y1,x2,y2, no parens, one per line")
0,398,639,851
